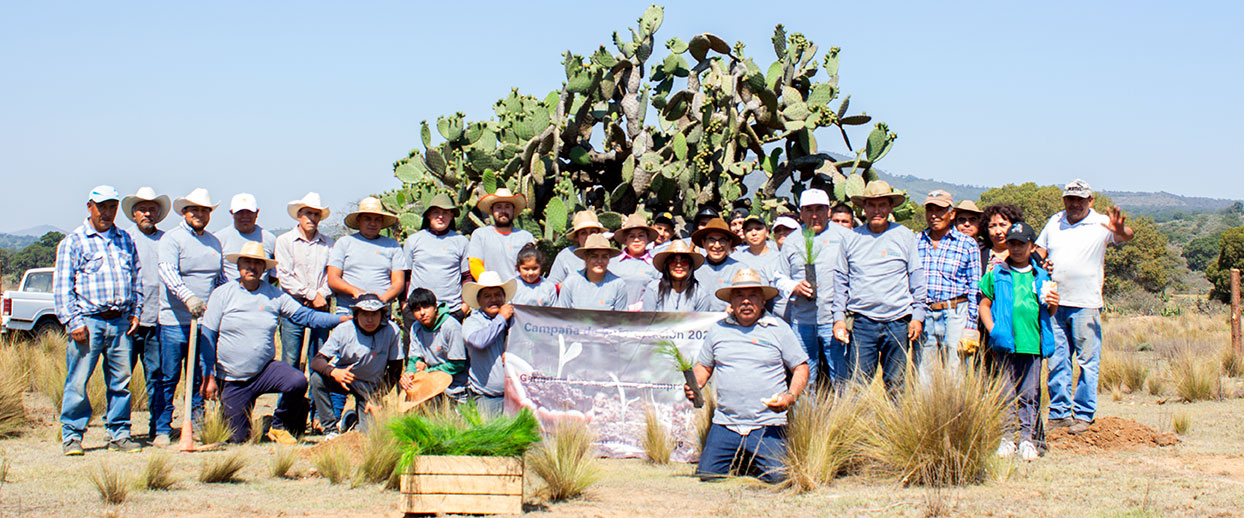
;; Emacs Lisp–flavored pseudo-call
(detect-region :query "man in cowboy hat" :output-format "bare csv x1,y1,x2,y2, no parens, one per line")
403,193,471,320
547,210,605,284
215,193,276,282
468,188,535,282
684,268,809,483
915,190,981,385
774,188,853,386
692,218,746,312
121,186,169,442
555,234,628,311
462,271,519,415
199,242,347,444
54,185,144,455
308,293,404,439
610,213,661,309
401,287,467,402
832,180,926,393
275,192,335,368
327,197,408,314
154,187,225,445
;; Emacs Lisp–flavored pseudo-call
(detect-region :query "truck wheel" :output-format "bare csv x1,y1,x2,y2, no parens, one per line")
32,318,64,340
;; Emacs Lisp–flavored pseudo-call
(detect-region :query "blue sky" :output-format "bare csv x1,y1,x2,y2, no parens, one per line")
3,1,1241,233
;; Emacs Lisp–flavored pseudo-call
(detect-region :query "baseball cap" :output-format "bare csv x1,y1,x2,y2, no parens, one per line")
923,189,954,208
88,185,120,203
230,193,258,213
1005,222,1037,243
1062,179,1092,198
772,216,800,231
799,188,831,208
351,293,387,312
653,212,675,227
728,207,750,221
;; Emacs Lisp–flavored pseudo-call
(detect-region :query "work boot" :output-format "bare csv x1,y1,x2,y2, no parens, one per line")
151,434,172,448
267,428,298,445
1068,419,1092,435
108,437,143,453
1018,440,1039,461
63,439,84,456
1048,417,1074,429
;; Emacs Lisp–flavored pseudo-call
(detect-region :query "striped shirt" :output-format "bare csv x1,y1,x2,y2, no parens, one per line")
917,228,981,328
53,219,142,330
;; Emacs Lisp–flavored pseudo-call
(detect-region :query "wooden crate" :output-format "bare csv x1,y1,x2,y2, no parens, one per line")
400,455,523,515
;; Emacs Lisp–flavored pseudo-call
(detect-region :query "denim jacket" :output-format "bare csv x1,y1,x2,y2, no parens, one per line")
987,260,1055,357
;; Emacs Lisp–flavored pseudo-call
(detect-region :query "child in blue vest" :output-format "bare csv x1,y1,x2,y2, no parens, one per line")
978,222,1059,461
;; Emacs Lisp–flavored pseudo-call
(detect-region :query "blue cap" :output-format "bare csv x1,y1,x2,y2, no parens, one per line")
88,185,120,203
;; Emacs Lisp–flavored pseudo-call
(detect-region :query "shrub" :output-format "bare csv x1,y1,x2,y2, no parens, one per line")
269,447,299,479
142,453,176,490
198,451,248,483
527,419,599,502
89,463,129,504
198,401,235,444
313,445,351,485
1172,351,1221,402
642,406,671,465
783,387,869,492
1173,412,1191,435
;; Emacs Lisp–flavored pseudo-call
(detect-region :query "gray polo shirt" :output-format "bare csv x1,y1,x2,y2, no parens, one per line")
696,315,808,427
215,225,276,282
608,254,659,308
776,224,851,325
327,233,408,311
694,257,745,312
831,223,927,323
201,281,339,381
546,246,582,284
320,320,404,386
127,226,163,326
641,278,712,312
555,271,628,311
404,229,469,309
467,225,534,281
513,278,557,306
158,221,224,326
463,310,509,397
411,316,468,397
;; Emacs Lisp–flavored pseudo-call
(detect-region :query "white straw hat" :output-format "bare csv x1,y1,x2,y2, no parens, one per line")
462,271,518,310
287,192,331,220
173,188,219,213
121,186,171,224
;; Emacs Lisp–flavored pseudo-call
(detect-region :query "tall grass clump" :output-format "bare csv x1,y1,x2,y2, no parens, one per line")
1172,350,1221,402
642,405,672,464
390,400,541,472
1220,345,1243,378
783,387,869,492
1147,374,1166,396
352,407,402,488
527,419,599,502
129,366,148,411
32,335,106,417
0,346,29,437
864,365,1010,487
198,401,235,444
1173,412,1191,435
142,453,176,490
198,451,248,483
313,444,351,484
1120,354,1150,394
269,447,299,479
89,463,129,504
695,384,716,455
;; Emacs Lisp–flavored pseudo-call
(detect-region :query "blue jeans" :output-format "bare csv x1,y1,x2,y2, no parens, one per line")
219,361,308,443
154,324,206,436
61,315,133,444
916,304,969,385
847,315,911,393
794,323,848,386
129,325,161,434
278,316,342,425
696,423,787,484
1047,306,1101,421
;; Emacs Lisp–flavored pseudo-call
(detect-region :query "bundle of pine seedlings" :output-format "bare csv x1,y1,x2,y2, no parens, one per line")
389,401,541,471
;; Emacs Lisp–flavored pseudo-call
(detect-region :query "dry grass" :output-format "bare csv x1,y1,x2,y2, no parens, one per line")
199,401,235,444
269,447,299,479
0,345,29,437
1220,345,1243,378
247,413,267,444
27,332,107,418
1099,348,1149,394
129,364,148,411
1147,374,1166,396
695,383,715,455
642,405,672,465
313,444,351,485
89,463,129,504
352,417,401,487
783,386,870,492
142,453,177,490
199,451,248,483
1173,412,1192,435
1172,350,1222,402
527,419,600,502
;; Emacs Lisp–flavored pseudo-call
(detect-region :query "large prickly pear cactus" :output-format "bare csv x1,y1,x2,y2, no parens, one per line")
380,5,906,243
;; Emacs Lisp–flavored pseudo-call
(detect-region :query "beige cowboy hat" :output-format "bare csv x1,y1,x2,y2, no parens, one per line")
652,239,706,271
572,233,623,260
612,213,658,244
287,192,331,220
955,200,982,215
849,180,907,208
224,241,278,270
344,197,399,230
477,188,527,214
567,210,606,240
714,268,780,302
691,217,743,248
399,371,455,412
122,186,171,224
173,188,219,214
463,271,519,310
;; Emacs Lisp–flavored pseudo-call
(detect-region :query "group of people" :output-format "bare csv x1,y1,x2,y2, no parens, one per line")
52,177,1133,485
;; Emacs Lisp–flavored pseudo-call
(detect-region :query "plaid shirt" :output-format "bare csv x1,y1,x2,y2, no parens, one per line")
917,228,981,329
53,219,142,330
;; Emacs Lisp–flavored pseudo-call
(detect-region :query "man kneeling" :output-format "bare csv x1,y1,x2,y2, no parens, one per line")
684,268,809,484
310,294,404,439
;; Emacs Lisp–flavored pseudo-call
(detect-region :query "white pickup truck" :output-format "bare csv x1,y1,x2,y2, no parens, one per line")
1,267,60,336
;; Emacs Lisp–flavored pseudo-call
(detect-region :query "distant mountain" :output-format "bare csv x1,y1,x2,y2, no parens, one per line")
876,172,988,204
0,233,40,250
5,224,64,237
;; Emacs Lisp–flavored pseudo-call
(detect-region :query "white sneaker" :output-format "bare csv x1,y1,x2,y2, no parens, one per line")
1019,440,1039,461
324,431,340,442
996,439,1016,458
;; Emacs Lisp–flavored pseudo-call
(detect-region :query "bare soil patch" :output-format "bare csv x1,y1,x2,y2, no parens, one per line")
305,430,366,462
1048,416,1179,453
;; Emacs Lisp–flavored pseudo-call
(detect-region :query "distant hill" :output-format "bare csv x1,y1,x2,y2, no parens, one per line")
5,225,65,237
0,233,40,250
876,172,988,204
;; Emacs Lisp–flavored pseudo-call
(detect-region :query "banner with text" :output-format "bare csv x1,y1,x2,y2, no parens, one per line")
503,305,723,463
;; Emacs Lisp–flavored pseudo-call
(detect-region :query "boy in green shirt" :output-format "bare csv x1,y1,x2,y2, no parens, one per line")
979,222,1059,462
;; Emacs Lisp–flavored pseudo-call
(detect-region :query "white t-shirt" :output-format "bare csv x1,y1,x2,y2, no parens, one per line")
1035,209,1118,309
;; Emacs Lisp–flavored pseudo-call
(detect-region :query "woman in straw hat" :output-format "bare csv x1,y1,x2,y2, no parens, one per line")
546,210,604,284
691,217,745,312
199,242,348,444
643,240,711,312
327,197,408,315
403,193,471,320
121,186,169,441
467,188,535,282
461,271,519,415
609,213,661,310
555,234,627,311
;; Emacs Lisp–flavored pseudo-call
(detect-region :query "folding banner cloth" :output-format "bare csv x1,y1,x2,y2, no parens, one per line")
504,305,723,463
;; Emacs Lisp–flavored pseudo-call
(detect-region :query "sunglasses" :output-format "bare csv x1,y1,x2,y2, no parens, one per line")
954,216,979,225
